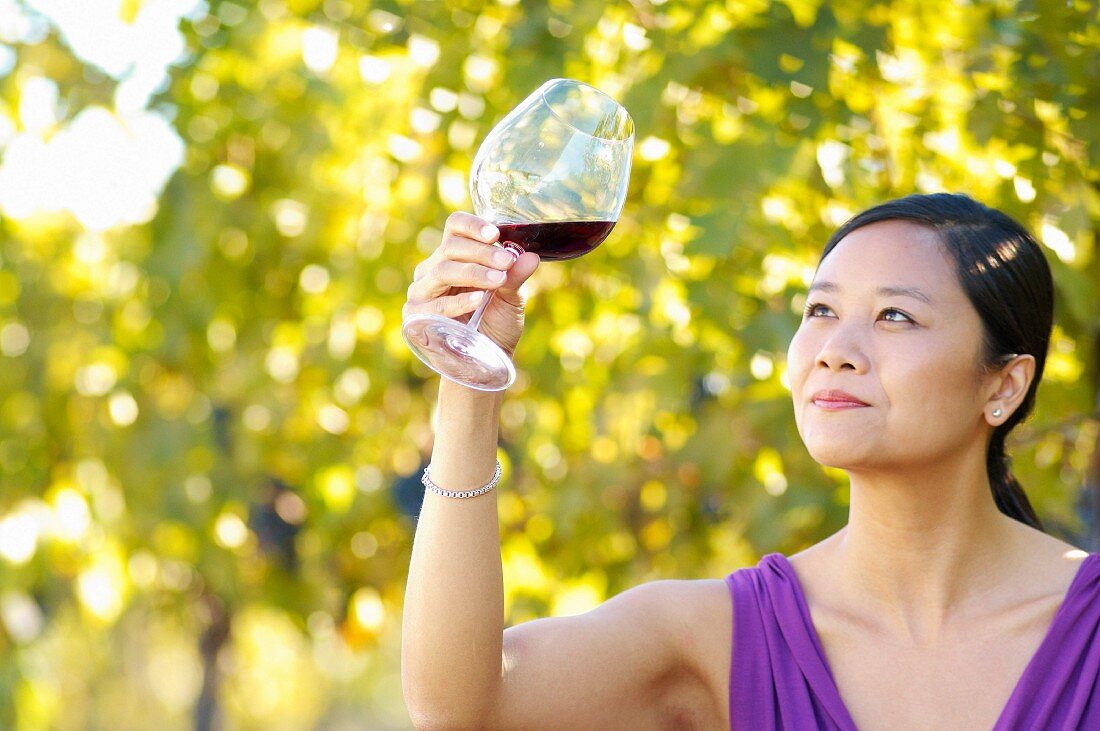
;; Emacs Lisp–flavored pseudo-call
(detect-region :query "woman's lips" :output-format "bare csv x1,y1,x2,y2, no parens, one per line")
810,389,870,409
812,399,869,410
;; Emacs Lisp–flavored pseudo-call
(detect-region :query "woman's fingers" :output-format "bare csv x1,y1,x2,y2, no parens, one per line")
408,226,522,301
406,250,537,310
402,289,486,321
402,213,542,357
438,233,516,268
443,211,499,244
406,212,540,319
407,259,510,303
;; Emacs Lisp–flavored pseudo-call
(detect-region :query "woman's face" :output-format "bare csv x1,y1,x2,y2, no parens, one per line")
786,220,993,472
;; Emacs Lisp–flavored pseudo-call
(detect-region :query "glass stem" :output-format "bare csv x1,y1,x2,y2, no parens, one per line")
467,291,494,331
467,241,521,333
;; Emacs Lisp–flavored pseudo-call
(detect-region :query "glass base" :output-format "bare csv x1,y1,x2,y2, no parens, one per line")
401,314,516,392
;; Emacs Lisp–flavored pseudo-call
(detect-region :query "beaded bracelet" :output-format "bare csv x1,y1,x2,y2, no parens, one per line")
421,461,502,499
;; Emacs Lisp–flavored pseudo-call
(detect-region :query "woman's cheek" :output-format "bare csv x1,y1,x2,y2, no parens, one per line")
786,330,812,388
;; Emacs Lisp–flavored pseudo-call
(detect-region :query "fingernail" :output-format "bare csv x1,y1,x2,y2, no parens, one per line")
493,250,514,266
469,291,484,303
481,225,498,240
488,270,506,283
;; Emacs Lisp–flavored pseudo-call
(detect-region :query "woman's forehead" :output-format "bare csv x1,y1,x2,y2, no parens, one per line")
816,221,960,295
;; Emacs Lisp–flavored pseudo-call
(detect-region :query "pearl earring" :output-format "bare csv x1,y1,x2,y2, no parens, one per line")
992,408,1003,418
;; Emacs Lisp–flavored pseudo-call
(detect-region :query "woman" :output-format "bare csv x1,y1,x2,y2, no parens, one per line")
400,193,1099,729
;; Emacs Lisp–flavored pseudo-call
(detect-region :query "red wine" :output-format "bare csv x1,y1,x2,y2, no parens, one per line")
495,220,616,261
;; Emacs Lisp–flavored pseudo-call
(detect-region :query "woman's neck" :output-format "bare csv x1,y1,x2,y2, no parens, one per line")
825,452,1024,642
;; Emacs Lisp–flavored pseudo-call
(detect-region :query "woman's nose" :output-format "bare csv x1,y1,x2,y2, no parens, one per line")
815,327,870,373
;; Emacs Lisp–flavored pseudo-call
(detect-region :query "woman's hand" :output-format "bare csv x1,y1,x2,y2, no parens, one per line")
403,212,540,358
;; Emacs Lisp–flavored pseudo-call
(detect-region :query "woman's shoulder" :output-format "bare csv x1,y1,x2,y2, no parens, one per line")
637,576,733,626
1013,527,1095,591
1048,540,1099,598
600,578,733,668
618,578,733,662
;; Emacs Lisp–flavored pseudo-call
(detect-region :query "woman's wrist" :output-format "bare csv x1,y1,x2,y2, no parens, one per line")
437,377,506,410
430,379,503,486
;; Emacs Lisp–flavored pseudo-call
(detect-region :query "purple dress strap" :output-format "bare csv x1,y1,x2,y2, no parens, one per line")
993,553,1100,729
726,553,1100,731
726,554,857,730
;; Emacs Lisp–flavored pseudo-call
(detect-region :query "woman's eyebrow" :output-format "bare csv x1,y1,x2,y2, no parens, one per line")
808,280,935,305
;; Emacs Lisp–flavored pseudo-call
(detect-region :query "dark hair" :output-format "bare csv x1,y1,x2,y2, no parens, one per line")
820,193,1053,530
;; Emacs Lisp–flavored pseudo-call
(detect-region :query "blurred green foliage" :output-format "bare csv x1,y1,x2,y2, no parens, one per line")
0,0,1097,728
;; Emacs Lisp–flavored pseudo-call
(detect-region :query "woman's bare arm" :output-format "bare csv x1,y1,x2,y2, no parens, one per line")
400,214,716,728
401,212,532,724
402,384,705,726
401,380,508,726
486,579,722,730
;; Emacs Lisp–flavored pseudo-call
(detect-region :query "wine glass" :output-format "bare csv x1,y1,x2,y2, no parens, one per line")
402,78,634,391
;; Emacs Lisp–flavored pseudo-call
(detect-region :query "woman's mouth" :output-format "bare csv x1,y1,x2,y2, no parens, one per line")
813,400,868,410
810,389,870,409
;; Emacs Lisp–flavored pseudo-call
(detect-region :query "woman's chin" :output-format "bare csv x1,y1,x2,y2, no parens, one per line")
805,443,870,471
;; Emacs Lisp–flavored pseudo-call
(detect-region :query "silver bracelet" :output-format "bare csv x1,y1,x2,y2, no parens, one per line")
422,461,502,499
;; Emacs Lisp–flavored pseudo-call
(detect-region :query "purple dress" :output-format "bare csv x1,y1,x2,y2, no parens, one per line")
725,552,1100,730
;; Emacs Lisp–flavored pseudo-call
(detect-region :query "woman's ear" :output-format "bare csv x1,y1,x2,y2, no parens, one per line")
984,354,1035,425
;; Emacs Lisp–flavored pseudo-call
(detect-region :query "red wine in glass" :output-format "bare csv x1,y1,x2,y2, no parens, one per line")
495,220,616,261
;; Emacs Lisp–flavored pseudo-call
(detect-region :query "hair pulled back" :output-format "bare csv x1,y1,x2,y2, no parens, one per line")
820,193,1053,530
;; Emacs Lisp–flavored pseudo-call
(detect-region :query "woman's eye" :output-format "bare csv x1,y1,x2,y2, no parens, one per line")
880,308,913,323
802,303,914,324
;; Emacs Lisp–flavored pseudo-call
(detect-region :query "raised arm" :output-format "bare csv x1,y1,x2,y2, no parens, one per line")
400,214,723,728
402,212,527,725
